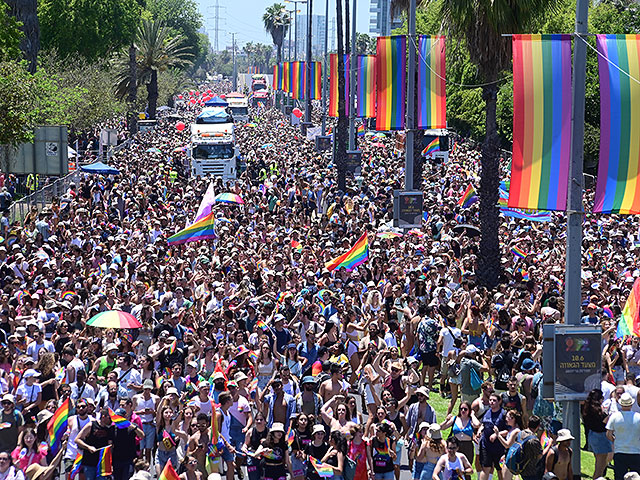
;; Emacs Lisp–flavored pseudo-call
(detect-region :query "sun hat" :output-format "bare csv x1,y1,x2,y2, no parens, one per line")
555,429,575,442
312,424,326,435
418,421,430,432
619,392,635,407
271,422,285,433
427,424,442,440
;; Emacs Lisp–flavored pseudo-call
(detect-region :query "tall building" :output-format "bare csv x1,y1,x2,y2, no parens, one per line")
295,14,327,59
369,0,402,36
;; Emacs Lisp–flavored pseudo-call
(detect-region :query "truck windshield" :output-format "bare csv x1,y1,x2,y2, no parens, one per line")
252,84,267,91
230,107,248,116
193,144,234,159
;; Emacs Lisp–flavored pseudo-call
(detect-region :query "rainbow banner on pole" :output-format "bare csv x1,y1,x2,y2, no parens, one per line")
357,55,376,118
376,36,406,131
283,62,290,93
167,212,217,245
329,54,350,117
47,398,69,453
417,36,446,129
617,277,640,338
272,64,280,90
594,35,640,214
309,61,321,99
291,61,305,99
509,34,572,211
325,232,369,272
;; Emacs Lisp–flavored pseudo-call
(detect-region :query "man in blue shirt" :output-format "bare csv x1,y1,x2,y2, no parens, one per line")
298,330,318,366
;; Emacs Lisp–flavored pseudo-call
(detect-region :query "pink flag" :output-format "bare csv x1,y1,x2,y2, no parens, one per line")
194,182,216,223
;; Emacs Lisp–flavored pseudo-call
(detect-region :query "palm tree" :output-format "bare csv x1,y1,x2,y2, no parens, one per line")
115,20,192,120
6,0,39,73
436,0,561,288
335,0,348,191
263,4,290,64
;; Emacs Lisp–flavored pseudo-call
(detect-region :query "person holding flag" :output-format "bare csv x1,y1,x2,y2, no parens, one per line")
74,408,115,480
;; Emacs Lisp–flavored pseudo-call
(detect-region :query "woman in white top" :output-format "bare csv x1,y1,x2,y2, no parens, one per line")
256,342,276,390
432,438,473,480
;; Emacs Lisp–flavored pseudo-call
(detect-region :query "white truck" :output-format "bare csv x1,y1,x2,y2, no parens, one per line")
189,107,239,180
225,93,249,123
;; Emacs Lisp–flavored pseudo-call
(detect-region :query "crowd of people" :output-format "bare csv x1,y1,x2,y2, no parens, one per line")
0,79,639,480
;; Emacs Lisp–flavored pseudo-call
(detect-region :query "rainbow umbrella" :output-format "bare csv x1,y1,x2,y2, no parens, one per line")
146,147,162,154
215,193,244,205
173,146,187,153
376,231,403,239
87,310,142,329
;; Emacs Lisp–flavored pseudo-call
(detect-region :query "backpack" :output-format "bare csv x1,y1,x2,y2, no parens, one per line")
530,373,542,401
343,455,357,480
504,432,537,475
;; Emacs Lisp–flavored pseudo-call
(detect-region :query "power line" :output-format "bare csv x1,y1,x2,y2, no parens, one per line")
207,0,226,51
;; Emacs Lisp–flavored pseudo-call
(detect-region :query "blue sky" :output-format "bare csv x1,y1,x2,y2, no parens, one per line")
196,0,371,50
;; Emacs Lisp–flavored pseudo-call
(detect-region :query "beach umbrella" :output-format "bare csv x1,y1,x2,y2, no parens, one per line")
215,193,244,205
452,224,481,237
146,147,162,154
376,232,403,239
87,310,142,329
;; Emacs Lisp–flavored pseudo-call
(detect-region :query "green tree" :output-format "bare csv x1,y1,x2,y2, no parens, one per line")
0,61,36,147
38,0,141,61
355,33,376,55
435,0,562,288
0,2,23,62
145,0,208,70
263,3,290,64
115,19,193,120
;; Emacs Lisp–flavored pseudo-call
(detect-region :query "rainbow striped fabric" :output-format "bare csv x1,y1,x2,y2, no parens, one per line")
47,399,69,451
291,61,305,99
283,62,290,93
499,181,552,222
329,54,350,117
286,426,295,447
418,36,446,129
272,64,280,90
159,459,181,480
309,62,321,99
357,55,376,118
509,34,571,211
510,246,528,259
309,456,334,478
376,36,406,131
325,232,369,272
617,277,640,338
69,453,82,480
357,124,365,137
97,445,112,476
108,408,131,429
421,137,440,157
594,35,640,214
457,185,478,208
167,211,217,245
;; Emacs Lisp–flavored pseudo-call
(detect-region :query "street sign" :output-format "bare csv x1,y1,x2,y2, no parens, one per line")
393,190,423,229
315,136,331,152
345,150,361,176
554,325,601,401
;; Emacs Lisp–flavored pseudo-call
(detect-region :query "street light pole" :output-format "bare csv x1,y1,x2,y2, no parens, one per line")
348,0,356,150
232,33,237,91
321,0,329,135
304,0,313,123
404,0,416,190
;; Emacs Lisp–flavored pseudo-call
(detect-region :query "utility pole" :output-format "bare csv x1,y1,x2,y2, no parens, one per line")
231,33,237,91
404,0,416,190
304,0,313,123
564,1,589,478
321,0,329,135
348,0,357,150
211,0,223,51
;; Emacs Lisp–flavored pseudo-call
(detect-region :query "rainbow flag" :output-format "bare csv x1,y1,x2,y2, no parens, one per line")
309,61,321,99
60,290,75,300
421,137,440,157
248,350,258,362
540,431,551,450
376,36,406,131
329,54,350,117
283,62,290,93
167,211,217,245
594,35,640,214
309,456,334,478
418,36,446,129
357,124,365,137
617,277,640,338
47,398,69,451
603,306,614,319
108,408,131,429
159,459,181,480
457,185,478,208
256,319,268,331
325,232,369,272
311,361,323,376
168,339,177,354
510,246,528,259
357,55,376,118
291,240,302,251
509,35,571,211
211,402,220,446
273,64,281,90
291,61,305,99
286,425,295,447
97,445,112,476
69,452,82,480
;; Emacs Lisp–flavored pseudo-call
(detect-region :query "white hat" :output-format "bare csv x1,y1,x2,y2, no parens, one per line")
2,394,14,404
465,345,479,355
312,424,326,435
23,369,41,379
619,392,635,407
271,422,285,433
418,422,430,432
166,387,179,396
555,429,575,442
